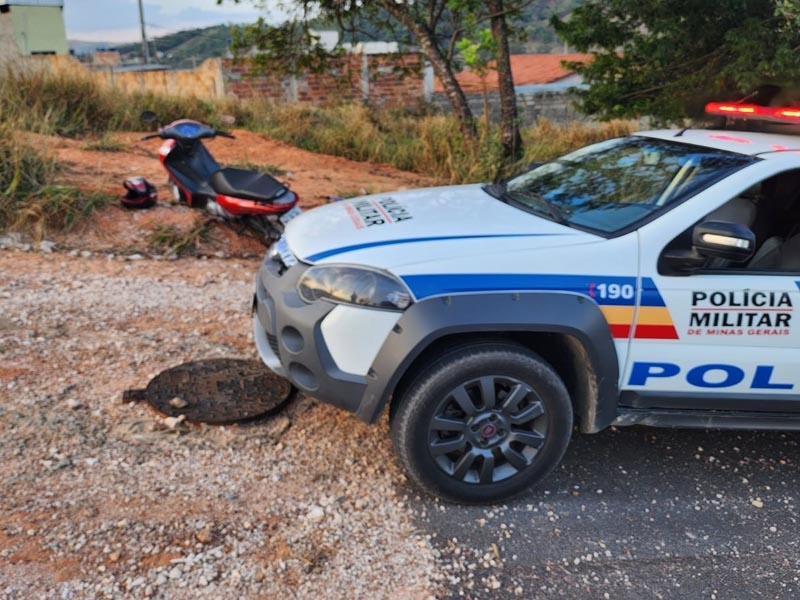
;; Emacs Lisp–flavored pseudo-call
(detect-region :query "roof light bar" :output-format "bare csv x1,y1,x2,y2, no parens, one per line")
706,102,800,123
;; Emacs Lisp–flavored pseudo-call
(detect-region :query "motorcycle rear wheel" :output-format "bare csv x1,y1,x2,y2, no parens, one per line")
240,215,282,244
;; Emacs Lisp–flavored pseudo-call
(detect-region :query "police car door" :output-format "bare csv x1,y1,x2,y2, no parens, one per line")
623,170,800,412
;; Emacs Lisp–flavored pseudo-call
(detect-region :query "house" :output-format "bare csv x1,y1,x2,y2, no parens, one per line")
435,53,591,93
432,53,593,124
0,0,68,59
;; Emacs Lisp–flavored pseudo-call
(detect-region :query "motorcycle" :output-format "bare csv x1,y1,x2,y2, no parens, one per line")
139,111,300,242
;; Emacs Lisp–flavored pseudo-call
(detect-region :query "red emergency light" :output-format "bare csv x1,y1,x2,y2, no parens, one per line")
706,102,800,123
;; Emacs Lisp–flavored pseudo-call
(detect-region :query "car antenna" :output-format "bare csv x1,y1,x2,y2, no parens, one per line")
674,120,694,137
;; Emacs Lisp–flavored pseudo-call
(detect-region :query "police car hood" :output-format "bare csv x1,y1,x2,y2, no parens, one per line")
285,184,595,268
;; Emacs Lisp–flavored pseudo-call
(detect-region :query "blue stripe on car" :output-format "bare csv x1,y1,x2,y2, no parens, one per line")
401,273,653,305
400,274,667,306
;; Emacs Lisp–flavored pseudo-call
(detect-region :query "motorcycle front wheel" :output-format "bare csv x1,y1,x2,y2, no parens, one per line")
169,178,187,204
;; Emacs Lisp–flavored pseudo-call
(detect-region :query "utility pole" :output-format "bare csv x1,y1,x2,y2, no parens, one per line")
138,0,150,64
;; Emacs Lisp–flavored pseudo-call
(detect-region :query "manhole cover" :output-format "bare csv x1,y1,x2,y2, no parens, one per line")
123,358,294,423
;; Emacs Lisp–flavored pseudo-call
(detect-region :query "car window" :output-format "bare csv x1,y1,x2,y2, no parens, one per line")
658,169,800,274
504,136,755,235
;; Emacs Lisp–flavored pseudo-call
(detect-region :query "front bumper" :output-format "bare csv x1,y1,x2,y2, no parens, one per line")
252,255,369,415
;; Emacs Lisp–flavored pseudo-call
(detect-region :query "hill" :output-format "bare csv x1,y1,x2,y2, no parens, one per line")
115,24,238,69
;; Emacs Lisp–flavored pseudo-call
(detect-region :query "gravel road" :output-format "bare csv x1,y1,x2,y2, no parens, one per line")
4,246,800,600
0,249,439,599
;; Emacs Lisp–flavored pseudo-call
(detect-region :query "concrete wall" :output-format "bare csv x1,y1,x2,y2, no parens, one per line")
0,12,17,59
92,59,226,99
21,55,227,99
432,89,585,125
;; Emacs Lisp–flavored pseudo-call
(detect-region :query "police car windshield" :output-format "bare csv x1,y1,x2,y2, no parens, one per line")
503,136,755,234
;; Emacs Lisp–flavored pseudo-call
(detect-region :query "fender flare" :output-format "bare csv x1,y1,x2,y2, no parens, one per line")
356,291,620,431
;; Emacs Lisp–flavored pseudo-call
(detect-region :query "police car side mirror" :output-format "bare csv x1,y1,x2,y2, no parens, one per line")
692,220,755,263
659,248,707,274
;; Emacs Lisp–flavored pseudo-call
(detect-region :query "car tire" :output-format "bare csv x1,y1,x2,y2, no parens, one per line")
391,341,573,504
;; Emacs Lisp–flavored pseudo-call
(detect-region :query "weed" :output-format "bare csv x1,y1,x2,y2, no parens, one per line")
148,221,209,257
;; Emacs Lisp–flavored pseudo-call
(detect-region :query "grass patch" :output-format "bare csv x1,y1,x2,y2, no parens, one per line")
249,103,507,183
148,221,210,257
0,65,256,137
247,104,636,184
80,132,126,152
522,118,638,163
0,119,110,239
1,184,110,241
228,161,287,177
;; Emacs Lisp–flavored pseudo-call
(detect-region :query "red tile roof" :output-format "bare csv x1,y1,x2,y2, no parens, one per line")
434,53,592,93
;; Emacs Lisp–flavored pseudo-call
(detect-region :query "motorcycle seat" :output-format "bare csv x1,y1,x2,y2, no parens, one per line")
210,167,291,203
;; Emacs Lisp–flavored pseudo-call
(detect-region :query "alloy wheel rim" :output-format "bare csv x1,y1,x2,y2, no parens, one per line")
427,375,547,485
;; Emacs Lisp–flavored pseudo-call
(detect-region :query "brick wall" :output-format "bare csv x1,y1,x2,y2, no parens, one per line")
222,52,426,108
363,53,426,108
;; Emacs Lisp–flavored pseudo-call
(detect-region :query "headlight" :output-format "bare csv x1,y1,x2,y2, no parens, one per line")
297,265,412,310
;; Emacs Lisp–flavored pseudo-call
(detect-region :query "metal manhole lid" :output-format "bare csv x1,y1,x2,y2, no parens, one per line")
123,358,294,424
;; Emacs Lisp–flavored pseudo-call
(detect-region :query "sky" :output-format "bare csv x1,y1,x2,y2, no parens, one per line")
64,0,285,43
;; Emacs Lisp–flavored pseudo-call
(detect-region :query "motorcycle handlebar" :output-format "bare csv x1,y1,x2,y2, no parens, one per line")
139,128,234,142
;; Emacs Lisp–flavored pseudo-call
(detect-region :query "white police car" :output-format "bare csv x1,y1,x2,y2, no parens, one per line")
253,97,800,503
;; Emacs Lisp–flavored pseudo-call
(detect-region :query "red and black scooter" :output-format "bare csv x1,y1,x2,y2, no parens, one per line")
140,111,300,242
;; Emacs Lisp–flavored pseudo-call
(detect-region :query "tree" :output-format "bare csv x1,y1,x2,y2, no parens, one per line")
219,0,527,163
487,0,523,161
454,0,524,161
229,18,341,76
552,0,800,123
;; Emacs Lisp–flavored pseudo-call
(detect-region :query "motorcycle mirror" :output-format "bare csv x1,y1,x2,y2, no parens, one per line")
140,111,158,124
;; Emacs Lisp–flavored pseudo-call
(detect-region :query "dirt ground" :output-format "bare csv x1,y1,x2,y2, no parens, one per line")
43,129,437,256
0,132,444,598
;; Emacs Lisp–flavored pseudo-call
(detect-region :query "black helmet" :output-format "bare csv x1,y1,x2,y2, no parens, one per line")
121,176,157,209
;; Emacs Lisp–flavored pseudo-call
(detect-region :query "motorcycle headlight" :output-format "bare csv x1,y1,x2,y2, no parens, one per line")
297,265,412,310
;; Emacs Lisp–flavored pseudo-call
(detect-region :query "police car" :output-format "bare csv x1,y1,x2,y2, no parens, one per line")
253,95,800,503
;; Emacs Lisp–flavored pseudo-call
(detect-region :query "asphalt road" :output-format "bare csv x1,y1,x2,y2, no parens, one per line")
415,425,800,599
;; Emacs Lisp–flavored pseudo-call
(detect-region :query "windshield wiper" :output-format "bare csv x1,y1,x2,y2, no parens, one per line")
503,189,568,224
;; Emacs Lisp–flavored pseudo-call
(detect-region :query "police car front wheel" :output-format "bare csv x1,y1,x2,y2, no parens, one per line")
390,342,573,504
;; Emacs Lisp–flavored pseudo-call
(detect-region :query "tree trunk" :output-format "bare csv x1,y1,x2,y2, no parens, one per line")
488,0,523,162
384,6,478,139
